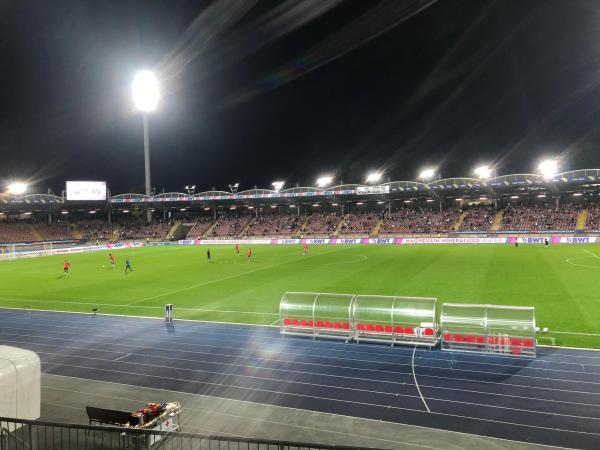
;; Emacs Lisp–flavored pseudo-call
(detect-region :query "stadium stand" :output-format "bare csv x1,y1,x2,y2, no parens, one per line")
499,204,578,231
35,222,74,240
459,205,496,232
338,211,382,235
78,219,115,242
380,207,459,234
186,216,215,238
245,212,304,236
0,221,37,243
117,218,171,240
586,204,600,231
301,213,341,236
210,212,252,237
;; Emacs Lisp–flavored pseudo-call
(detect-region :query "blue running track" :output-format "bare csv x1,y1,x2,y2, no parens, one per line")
1,309,599,449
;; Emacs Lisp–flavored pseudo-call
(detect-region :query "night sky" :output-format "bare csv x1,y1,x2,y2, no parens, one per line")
2,0,600,195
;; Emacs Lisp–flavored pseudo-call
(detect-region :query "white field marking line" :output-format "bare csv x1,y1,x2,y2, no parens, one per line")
269,318,280,326
0,298,277,316
0,306,276,329
127,244,358,305
6,323,600,376
6,301,600,344
41,375,573,450
412,346,431,413
12,336,600,401
113,353,130,361
34,345,600,409
40,360,600,432
4,324,600,377
565,257,600,270
583,248,600,259
10,331,600,385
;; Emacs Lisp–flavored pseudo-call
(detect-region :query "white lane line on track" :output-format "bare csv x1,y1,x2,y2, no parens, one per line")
41,375,575,450
10,335,600,401
9,330,600,384
40,359,600,430
29,343,600,408
0,326,600,375
412,346,431,413
113,353,130,361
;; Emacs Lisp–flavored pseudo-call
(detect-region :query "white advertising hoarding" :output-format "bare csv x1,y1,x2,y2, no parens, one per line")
356,185,390,195
66,181,107,201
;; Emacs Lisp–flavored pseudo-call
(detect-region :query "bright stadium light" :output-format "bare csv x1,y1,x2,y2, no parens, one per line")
419,168,436,181
272,180,285,191
316,175,333,188
132,70,160,224
132,70,159,112
366,171,382,184
7,182,27,195
473,165,493,179
537,159,559,180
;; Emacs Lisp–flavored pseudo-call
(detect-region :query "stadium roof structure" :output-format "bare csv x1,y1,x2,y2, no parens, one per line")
1,169,600,212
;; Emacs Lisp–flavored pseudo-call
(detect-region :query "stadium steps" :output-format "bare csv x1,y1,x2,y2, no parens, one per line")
453,211,468,231
202,219,220,238
371,219,384,236
28,224,44,241
165,220,182,240
71,224,83,240
295,216,310,237
576,209,588,230
490,210,504,232
240,217,256,237
332,214,348,237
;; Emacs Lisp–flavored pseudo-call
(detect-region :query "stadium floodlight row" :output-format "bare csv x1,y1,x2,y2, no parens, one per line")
1,169,600,213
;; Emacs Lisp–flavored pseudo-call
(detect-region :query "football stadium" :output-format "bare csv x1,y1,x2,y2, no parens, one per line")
2,2,600,450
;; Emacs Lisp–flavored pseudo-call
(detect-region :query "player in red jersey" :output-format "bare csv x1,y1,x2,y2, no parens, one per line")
235,243,240,255
247,248,252,261
109,253,115,268
63,259,71,275
303,243,309,256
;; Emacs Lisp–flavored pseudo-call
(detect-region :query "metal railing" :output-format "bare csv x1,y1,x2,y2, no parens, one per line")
0,417,384,450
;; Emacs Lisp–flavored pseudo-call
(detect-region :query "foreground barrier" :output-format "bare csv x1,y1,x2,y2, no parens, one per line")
279,292,439,347
440,303,536,358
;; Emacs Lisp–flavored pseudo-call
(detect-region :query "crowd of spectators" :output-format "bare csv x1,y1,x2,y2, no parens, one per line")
0,222,36,243
35,222,74,240
586,204,600,231
459,205,496,232
302,213,340,235
117,218,171,240
78,219,114,242
211,212,252,237
500,205,578,231
379,208,459,234
187,216,215,238
338,212,382,235
246,213,304,236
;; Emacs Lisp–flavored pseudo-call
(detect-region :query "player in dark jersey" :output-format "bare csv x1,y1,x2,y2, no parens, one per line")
207,248,211,261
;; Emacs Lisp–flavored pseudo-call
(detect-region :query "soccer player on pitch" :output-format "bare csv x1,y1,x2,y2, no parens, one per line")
207,248,211,261
247,247,252,261
63,259,70,275
235,243,240,255
125,257,133,273
303,243,309,256
109,253,115,268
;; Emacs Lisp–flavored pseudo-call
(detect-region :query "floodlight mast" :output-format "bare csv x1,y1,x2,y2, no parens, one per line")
132,70,159,223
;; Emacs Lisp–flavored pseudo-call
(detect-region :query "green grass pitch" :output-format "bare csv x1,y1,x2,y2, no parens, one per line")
0,244,599,349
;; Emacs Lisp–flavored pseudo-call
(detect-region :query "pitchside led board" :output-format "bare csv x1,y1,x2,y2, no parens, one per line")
66,181,107,201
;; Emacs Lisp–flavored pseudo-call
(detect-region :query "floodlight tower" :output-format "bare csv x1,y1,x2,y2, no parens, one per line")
132,70,159,223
